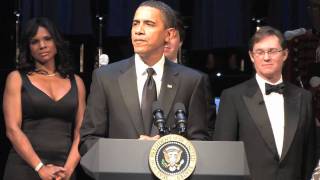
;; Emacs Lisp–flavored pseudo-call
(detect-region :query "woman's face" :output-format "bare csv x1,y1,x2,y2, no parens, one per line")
29,26,57,65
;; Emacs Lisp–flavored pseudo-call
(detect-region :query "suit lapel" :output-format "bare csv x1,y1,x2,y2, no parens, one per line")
280,84,301,161
242,79,279,158
150,60,179,135
118,58,145,135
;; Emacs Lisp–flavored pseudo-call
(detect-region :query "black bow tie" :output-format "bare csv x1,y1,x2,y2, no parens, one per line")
265,82,284,95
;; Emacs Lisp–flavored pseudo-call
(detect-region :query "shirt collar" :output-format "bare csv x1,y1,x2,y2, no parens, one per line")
256,73,283,95
135,53,165,77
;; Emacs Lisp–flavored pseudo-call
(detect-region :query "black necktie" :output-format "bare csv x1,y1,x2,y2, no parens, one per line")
265,82,284,95
141,68,157,134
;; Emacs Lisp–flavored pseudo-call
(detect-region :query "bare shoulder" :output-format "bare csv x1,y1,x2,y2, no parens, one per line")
74,74,84,86
3,70,23,98
74,74,82,82
74,74,86,94
5,70,22,87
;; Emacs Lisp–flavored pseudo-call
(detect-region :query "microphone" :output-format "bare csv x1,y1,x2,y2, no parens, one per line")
174,103,187,136
152,101,166,136
99,54,109,67
284,28,306,40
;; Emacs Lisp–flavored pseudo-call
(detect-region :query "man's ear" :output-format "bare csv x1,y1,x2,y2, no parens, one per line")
179,41,183,48
282,49,289,62
165,28,176,43
248,51,255,63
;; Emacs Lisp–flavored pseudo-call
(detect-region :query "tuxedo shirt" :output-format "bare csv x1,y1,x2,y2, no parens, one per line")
256,74,285,157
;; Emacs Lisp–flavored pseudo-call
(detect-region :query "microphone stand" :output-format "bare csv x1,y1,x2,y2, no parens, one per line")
14,0,21,65
94,15,104,69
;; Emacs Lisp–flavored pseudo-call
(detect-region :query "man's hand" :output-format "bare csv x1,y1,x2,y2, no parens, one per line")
138,135,160,140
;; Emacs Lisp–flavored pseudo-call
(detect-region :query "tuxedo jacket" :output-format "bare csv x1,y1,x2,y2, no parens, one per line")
214,78,316,180
80,57,210,155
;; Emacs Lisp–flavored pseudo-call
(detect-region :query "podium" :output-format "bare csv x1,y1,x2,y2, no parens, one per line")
80,138,250,180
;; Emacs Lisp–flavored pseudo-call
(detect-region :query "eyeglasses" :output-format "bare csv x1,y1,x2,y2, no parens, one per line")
252,49,284,58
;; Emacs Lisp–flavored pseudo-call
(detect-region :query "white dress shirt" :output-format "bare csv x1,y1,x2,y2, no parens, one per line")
135,54,164,107
256,74,285,157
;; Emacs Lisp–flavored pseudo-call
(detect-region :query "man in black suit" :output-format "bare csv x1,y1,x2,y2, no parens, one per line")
163,11,215,139
79,0,210,155
164,11,184,64
214,26,316,180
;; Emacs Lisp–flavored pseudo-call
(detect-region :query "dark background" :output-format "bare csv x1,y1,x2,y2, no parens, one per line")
0,0,318,179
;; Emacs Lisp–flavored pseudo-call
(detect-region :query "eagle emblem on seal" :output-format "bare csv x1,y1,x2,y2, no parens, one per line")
161,145,185,172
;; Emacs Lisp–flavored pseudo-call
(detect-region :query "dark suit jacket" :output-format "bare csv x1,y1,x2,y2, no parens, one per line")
214,78,316,180
80,57,210,155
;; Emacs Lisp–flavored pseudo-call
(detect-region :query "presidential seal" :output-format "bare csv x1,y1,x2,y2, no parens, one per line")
149,134,197,180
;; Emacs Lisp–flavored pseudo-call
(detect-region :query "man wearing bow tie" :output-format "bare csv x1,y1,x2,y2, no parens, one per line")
214,26,317,180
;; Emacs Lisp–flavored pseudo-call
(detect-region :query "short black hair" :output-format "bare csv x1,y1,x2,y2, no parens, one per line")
18,17,73,78
139,0,176,29
249,26,287,51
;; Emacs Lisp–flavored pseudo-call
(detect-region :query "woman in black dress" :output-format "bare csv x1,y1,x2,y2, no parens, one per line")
3,17,86,180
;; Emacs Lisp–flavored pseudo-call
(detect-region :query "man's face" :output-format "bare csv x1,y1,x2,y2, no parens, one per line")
131,6,169,59
164,30,182,61
249,35,288,82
